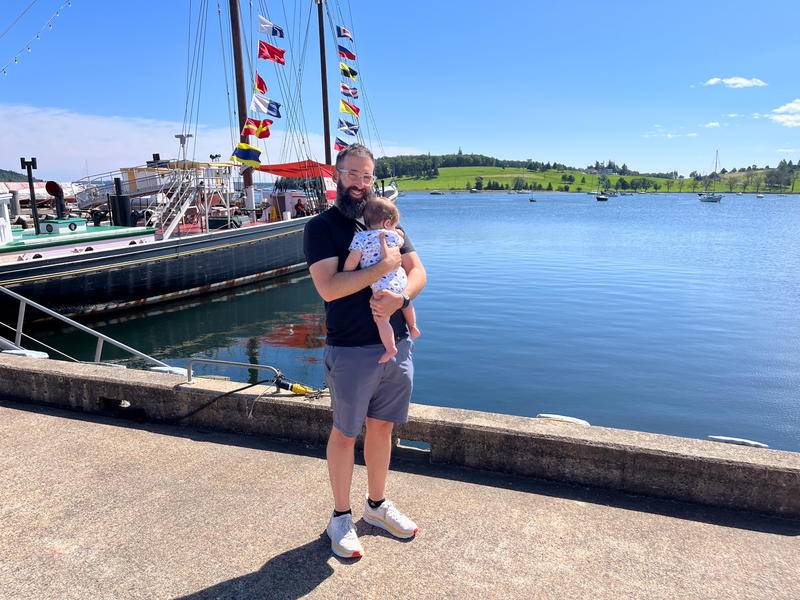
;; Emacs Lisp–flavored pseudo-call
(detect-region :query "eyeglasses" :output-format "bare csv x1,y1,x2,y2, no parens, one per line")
337,169,376,185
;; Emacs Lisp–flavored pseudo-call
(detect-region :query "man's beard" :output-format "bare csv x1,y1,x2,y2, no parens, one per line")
336,180,373,219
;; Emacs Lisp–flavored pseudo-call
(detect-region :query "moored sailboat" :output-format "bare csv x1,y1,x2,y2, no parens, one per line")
1,1,389,316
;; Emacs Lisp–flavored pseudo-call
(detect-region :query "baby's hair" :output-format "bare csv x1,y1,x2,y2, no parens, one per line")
362,197,400,229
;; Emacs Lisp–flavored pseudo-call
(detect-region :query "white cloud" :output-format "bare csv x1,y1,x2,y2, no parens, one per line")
766,98,800,128
776,148,799,153
687,133,698,137
703,77,767,88
726,113,743,118
703,122,720,128
643,129,698,139
0,104,407,181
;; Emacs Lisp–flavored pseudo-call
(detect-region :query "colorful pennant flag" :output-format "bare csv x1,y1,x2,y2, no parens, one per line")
334,137,350,152
254,71,267,94
230,143,262,168
258,16,285,38
339,99,360,118
241,118,274,139
337,45,356,61
340,83,358,98
336,26,353,41
337,118,359,136
340,62,358,80
258,41,286,65
250,94,282,118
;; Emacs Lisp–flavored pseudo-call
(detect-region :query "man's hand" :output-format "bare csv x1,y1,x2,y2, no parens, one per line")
378,232,401,275
370,290,403,320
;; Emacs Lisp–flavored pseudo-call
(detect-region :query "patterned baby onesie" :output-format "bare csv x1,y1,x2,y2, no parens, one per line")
349,229,408,293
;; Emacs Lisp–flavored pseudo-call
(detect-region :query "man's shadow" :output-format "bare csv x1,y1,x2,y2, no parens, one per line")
176,528,365,600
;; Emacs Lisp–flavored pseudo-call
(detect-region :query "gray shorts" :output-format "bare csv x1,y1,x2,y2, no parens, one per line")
323,339,414,438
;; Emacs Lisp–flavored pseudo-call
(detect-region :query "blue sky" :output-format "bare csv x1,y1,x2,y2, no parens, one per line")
1,0,798,181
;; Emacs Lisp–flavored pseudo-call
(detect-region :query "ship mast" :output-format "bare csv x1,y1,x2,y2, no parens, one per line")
315,0,332,164
229,0,255,211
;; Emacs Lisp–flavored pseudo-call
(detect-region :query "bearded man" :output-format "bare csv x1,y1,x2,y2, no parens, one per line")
303,144,426,558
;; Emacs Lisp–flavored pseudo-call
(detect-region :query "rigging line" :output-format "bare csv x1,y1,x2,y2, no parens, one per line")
188,0,211,161
182,1,205,146
0,0,40,41
216,0,237,152
279,2,315,165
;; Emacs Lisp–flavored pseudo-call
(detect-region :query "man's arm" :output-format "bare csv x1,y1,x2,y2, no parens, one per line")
308,233,401,302
369,251,427,319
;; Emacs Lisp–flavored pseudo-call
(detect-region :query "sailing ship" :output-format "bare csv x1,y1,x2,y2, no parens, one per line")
698,150,723,202
0,1,392,316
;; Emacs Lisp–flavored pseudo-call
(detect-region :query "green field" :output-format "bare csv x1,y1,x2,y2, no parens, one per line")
395,166,779,194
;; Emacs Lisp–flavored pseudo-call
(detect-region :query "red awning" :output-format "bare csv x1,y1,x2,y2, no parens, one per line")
256,160,334,178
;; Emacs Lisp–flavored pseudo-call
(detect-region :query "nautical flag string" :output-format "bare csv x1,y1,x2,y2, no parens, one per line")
242,118,274,139
258,41,286,65
339,99,360,118
250,95,282,118
340,83,358,98
337,118,359,136
334,137,350,152
231,143,262,168
254,71,267,94
337,45,356,61
340,62,358,80
336,25,353,41
258,16,285,38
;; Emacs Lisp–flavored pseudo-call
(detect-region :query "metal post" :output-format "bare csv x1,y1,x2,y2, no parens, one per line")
15,301,25,346
20,157,41,234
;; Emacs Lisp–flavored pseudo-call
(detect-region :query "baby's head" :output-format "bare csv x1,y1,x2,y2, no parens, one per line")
362,197,400,230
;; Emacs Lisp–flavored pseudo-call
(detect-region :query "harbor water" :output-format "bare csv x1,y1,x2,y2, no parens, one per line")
21,192,800,452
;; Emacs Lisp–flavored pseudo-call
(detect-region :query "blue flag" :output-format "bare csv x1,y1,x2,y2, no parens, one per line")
250,94,282,118
336,25,353,41
337,118,359,136
230,143,261,168
334,137,349,152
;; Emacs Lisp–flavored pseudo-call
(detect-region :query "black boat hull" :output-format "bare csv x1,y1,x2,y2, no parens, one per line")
0,218,310,316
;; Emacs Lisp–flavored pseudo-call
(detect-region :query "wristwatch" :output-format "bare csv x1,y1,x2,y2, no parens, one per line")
400,291,411,309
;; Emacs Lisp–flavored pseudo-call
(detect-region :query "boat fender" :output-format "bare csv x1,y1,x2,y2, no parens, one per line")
707,435,768,448
536,414,591,427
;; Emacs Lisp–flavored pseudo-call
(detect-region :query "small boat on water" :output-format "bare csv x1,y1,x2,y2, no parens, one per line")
0,1,393,317
698,151,723,202
757,194,765,198
429,190,444,195
698,192,722,202
595,194,609,201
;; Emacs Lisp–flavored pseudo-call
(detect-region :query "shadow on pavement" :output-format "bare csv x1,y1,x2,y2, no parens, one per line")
175,534,335,600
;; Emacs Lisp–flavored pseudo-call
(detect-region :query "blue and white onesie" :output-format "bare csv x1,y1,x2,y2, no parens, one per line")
349,229,407,293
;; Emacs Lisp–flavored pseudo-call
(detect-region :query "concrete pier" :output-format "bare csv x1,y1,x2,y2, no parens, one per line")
1,400,798,599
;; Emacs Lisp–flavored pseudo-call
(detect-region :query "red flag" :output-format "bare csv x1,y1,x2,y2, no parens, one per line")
258,41,286,65
241,118,274,139
337,45,356,60
253,71,267,94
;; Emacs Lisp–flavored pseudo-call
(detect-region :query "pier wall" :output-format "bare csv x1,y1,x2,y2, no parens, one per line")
1,354,798,517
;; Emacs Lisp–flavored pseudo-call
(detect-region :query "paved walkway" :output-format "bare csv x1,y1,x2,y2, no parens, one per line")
1,401,798,600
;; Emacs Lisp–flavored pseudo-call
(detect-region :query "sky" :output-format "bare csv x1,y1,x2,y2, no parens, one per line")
1,0,799,181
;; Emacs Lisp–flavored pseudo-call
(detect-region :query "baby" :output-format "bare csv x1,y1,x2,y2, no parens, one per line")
344,197,421,363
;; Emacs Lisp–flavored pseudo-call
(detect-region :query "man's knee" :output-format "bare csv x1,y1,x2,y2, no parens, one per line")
365,418,394,436
329,426,358,448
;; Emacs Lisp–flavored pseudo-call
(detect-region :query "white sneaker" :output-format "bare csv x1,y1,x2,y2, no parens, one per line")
326,512,364,558
363,497,419,539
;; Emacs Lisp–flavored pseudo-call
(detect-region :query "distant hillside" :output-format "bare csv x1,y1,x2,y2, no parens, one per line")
0,168,31,182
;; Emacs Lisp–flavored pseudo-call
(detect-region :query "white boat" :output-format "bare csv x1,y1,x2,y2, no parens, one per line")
699,151,723,202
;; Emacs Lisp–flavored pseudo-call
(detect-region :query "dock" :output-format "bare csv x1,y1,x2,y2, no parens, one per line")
1,355,799,599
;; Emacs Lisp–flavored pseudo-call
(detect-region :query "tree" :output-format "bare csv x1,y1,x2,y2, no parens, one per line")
665,179,674,192
690,179,699,192
546,182,553,191
677,176,685,192
474,176,483,190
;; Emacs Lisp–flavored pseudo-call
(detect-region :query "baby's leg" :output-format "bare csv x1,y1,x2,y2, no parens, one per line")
374,316,398,363
402,305,421,339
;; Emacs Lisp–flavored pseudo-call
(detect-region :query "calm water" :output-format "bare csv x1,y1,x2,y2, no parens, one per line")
21,192,800,451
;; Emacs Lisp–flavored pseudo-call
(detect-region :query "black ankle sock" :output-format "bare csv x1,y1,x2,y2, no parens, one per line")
367,497,385,509
333,508,352,517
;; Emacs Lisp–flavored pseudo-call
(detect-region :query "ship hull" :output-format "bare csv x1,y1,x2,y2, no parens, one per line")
0,218,310,316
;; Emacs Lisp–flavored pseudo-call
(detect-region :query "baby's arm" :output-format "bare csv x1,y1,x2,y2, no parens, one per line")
343,249,362,272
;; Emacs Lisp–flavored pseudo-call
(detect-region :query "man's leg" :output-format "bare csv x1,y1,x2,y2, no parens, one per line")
364,417,394,501
327,426,357,511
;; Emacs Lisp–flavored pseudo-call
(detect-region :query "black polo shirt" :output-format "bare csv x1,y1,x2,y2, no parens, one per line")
304,206,415,347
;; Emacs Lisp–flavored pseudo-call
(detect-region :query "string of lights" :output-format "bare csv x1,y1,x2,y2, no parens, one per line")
1,0,73,78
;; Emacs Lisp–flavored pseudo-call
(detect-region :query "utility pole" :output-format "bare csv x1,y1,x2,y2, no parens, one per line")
20,157,41,234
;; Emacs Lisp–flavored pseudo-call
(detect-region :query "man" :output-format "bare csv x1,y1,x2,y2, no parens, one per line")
303,144,426,558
